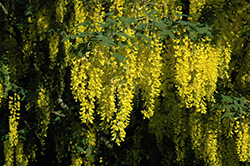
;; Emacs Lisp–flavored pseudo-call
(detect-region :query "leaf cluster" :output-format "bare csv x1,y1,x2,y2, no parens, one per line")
61,4,213,64
210,94,250,121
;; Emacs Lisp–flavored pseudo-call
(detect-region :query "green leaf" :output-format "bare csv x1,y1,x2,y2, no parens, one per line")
1,134,9,141
61,34,79,42
82,138,87,145
221,94,233,103
118,41,125,48
135,33,152,42
176,20,188,26
18,129,25,134
161,30,175,39
85,147,92,158
220,111,233,121
48,29,54,33
25,11,32,16
54,116,61,122
76,21,92,28
105,11,113,16
61,35,72,42
117,32,133,39
113,53,128,64
106,18,117,25
101,37,115,46
224,105,230,111
76,146,84,153
21,94,26,101
78,51,83,57
56,110,62,114
142,7,148,15
60,31,67,36
126,17,138,24
79,32,93,38
147,9,157,16
230,105,238,111
210,103,220,112
233,100,240,107
155,19,168,29
228,113,234,121
98,22,110,28
70,34,79,40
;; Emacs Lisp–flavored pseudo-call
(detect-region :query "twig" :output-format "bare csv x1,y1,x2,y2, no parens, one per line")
0,2,24,47
21,117,32,130
57,95,69,110
0,2,8,15
229,86,250,103
52,110,66,117
229,87,242,97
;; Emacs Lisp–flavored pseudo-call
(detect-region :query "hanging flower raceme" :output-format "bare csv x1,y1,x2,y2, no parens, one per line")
0,83,3,106
37,88,51,147
174,36,229,113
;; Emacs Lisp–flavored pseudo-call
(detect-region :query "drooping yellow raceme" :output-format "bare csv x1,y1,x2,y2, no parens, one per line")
8,93,20,147
4,93,21,166
0,83,3,106
204,129,220,165
37,88,51,146
71,153,83,166
4,140,14,166
236,118,250,162
174,36,230,113
48,32,59,68
15,141,28,166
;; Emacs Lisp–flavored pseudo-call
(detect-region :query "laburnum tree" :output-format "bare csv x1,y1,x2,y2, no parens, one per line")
1,0,250,165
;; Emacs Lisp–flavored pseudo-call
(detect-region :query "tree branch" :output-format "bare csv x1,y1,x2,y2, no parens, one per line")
57,95,69,110
0,2,24,48
0,2,8,15
52,110,66,117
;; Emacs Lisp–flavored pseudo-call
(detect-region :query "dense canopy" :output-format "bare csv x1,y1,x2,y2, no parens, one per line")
1,0,250,165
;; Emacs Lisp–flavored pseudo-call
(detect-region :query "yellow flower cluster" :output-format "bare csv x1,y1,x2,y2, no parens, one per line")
174,36,227,113
16,141,28,166
49,32,59,68
90,3,105,32
189,0,206,21
110,75,134,145
189,111,203,150
8,93,20,147
71,56,103,124
74,0,87,31
4,93,21,165
64,0,87,67
36,8,49,36
71,153,83,166
56,0,64,23
4,140,14,166
204,130,220,165
37,88,51,145
142,36,162,118
0,83,3,107
111,0,124,17
236,119,250,161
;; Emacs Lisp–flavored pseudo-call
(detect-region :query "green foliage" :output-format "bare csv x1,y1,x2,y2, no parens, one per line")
211,93,250,121
62,5,213,64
